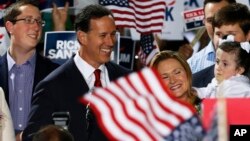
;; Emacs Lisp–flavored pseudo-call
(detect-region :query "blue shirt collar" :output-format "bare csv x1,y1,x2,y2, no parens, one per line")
7,50,36,71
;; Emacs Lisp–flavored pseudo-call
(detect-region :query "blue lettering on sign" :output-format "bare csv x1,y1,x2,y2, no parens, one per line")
189,0,199,7
165,7,174,21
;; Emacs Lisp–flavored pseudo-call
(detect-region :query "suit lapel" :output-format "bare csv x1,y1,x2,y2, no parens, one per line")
105,62,116,81
66,58,90,93
33,53,44,92
0,54,10,103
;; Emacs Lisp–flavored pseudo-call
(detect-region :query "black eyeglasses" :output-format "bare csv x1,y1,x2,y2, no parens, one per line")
12,17,45,27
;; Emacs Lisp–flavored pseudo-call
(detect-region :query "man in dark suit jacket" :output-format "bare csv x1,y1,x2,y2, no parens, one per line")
22,4,132,141
0,1,59,140
22,59,130,141
192,65,214,87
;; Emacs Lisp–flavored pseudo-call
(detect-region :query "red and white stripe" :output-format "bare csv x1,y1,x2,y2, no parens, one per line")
81,68,195,141
105,0,166,34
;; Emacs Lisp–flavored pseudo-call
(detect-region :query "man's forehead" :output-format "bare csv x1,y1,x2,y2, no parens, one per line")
215,24,240,31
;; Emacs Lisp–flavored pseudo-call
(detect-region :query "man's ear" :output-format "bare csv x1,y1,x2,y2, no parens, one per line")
237,66,245,75
76,30,87,46
5,21,14,34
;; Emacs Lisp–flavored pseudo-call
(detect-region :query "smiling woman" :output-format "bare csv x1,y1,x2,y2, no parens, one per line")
150,50,201,114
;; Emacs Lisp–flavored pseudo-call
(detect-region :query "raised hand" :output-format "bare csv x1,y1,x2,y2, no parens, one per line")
52,2,69,31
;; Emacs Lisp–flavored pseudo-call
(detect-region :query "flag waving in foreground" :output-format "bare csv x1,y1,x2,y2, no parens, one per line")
81,68,204,141
99,0,166,34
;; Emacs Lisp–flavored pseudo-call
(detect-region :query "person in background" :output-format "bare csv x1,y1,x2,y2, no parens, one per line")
192,2,250,87
32,125,74,141
212,3,250,50
150,50,201,114
0,1,59,140
52,2,69,31
195,41,250,98
22,4,131,141
179,0,236,73
0,87,15,141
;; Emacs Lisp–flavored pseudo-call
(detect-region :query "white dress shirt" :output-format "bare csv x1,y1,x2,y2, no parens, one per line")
73,52,110,90
188,41,216,73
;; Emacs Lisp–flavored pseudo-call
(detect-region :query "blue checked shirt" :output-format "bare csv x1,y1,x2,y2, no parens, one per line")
7,52,36,133
187,41,216,73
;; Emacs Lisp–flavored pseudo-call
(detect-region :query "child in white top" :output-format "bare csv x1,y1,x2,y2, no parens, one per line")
195,40,250,98
0,87,15,141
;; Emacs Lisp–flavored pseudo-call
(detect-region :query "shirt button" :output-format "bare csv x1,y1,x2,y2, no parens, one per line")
18,124,22,128
19,107,23,111
19,90,23,93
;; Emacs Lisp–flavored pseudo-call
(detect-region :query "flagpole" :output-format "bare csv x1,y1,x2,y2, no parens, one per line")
190,27,206,48
217,87,228,141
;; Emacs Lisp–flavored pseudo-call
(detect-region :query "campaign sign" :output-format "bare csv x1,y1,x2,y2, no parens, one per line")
44,31,79,65
110,32,120,65
44,31,120,65
202,98,250,141
183,7,204,31
161,0,184,40
184,0,203,10
119,36,136,70
202,98,250,130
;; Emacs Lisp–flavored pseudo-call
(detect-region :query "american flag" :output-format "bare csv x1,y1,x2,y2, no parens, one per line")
138,33,159,66
99,0,166,34
81,68,205,141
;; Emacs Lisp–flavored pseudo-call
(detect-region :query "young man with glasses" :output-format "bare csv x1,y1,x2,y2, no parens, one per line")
0,1,59,140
